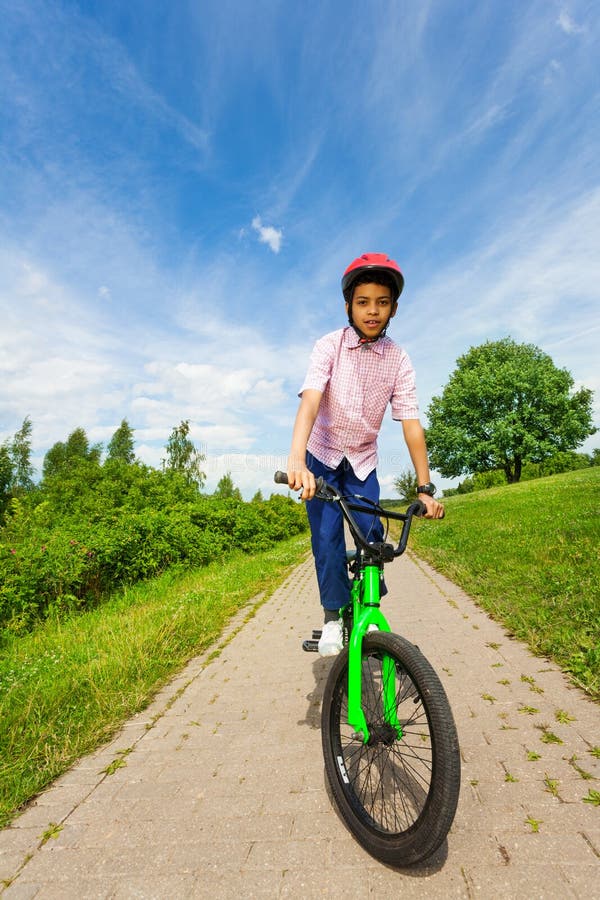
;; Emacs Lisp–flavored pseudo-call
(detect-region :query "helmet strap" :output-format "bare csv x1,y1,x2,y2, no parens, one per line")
348,314,388,344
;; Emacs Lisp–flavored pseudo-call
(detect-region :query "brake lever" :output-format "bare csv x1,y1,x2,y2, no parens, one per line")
314,477,340,502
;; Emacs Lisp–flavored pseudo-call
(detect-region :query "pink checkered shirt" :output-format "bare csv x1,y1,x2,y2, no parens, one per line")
299,327,419,480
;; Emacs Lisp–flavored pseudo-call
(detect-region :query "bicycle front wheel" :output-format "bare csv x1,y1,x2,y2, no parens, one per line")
321,631,460,866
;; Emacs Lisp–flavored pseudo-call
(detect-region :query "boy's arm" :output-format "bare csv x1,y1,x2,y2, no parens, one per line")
401,419,445,519
287,389,322,500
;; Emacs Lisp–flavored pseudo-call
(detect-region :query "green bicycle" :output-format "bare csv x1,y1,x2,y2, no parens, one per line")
274,471,461,866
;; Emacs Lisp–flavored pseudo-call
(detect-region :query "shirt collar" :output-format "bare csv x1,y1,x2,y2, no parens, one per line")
344,326,387,355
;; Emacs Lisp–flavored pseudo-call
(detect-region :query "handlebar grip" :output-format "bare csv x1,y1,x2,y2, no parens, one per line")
274,470,327,497
412,499,445,519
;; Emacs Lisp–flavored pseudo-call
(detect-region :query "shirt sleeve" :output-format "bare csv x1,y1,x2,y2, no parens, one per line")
390,349,420,420
298,332,336,396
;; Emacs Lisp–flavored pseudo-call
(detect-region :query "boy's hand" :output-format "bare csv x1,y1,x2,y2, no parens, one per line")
287,462,317,501
418,493,445,519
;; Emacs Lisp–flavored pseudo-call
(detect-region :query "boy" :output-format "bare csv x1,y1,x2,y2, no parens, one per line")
287,252,444,656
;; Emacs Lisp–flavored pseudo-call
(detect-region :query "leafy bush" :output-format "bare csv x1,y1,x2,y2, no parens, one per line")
0,463,307,634
443,450,596,496
521,450,592,481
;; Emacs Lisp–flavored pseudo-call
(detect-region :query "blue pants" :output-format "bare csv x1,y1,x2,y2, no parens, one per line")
306,454,384,611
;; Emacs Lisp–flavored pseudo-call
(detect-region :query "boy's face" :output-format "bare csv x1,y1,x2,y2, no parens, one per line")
346,282,397,339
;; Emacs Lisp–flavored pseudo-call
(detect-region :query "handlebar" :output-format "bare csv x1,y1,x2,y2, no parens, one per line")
273,470,428,562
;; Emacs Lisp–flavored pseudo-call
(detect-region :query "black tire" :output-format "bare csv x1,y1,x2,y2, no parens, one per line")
321,631,461,866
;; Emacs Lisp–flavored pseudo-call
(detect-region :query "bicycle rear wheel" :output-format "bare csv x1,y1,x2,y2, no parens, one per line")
321,631,460,866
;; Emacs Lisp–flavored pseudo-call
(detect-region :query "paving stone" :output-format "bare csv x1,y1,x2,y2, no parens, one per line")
463,863,577,898
1,554,598,897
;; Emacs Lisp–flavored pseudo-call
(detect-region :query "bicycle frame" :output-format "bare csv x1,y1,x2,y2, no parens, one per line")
333,493,424,745
346,563,400,744
273,470,423,746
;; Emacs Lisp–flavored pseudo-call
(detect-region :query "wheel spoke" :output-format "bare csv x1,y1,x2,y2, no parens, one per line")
334,647,435,832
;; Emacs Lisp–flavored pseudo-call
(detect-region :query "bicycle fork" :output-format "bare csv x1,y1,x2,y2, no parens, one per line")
346,565,404,745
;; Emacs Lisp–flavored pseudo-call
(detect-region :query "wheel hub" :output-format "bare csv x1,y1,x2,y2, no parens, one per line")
366,723,397,746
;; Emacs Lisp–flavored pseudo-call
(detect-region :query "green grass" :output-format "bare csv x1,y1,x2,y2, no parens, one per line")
409,468,600,699
0,534,310,827
3,468,599,827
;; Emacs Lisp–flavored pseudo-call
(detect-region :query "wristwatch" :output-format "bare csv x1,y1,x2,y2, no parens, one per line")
417,482,436,497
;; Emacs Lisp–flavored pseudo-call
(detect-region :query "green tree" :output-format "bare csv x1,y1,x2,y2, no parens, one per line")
0,444,13,519
10,417,35,491
0,418,35,520
64,427,101,465
43,427,102,479
42,442,66,479
426,338,596,483
107,419,135,464
393,469,418,502
213,472,242,500
162,420,206,488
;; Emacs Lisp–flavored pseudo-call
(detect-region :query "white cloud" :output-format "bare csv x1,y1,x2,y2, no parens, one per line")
0,241,305,481
200,451,290,497
251,215,283,253
4,2,210,161
461,103,510,143
399,187,600,441
557,11,586,35
543,59,563,86
130,358,284,449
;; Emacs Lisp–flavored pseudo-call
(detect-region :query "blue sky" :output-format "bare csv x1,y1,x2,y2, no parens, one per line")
1,0,599,498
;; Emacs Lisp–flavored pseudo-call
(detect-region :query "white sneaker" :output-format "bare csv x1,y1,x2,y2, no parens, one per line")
318,620,343,657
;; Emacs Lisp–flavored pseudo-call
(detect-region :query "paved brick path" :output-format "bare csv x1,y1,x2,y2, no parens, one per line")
1,553,599,898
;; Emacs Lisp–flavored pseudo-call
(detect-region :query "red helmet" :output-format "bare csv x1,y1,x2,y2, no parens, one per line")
341,252,404,302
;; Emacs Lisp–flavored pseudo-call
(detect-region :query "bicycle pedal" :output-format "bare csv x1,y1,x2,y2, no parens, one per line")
302,639,319,653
